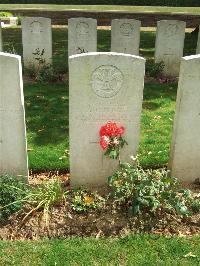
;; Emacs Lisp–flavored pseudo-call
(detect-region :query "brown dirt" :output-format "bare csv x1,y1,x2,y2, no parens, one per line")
0,174,199,240
0,202,199,240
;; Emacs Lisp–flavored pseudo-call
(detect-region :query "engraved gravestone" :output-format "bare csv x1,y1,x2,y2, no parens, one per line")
69,52,145,186
0,53,28,178
169,55,200,182
0,21,2,52
68,18,97,56
111,19,141,55
155,20,186,77
22,17,52,67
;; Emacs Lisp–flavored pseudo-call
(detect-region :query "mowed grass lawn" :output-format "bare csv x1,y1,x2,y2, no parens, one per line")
0,235,199,265
2,27,197,171
1,4,200,14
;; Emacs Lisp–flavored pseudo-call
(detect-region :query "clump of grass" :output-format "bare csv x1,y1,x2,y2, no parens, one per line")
0,175,29,223
24,177,66,225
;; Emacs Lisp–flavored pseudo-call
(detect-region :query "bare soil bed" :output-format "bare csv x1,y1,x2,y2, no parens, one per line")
0,174,199,241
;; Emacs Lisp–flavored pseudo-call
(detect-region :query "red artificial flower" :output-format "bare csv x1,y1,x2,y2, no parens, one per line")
117,126,125,136
100,135,110,150
100,121,120,137
112,137,119,145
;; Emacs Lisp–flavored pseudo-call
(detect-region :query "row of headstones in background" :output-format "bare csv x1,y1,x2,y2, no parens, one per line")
68,18,141,56
5,16,199,77
68,18,197,77
0,51,200,184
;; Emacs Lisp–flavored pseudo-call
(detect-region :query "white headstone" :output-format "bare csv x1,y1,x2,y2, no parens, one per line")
0,21,2,52
68,18,97,56
196,26,200,54
69,52,145,187
169,55,200,182
0,53,28,178
155,20,186,77
22,17,52,67
111,19,141,55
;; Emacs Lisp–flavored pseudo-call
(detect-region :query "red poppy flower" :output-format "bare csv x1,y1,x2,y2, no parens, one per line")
100,121,119,137
100,135,110,150
117,126,125,136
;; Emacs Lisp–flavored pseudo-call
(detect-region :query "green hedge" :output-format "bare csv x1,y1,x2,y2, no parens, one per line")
0,0,199,7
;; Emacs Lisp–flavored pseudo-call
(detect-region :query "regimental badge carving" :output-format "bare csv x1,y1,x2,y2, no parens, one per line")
165,24,178,37
30,21,43,34
120,23,133,37
91,65,124,98
76,22,89,36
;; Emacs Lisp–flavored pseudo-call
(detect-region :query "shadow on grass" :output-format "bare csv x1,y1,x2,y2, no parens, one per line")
143,83,177,102
24,83,68,146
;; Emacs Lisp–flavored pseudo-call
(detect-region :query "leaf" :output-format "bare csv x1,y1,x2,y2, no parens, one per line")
183,252,197,258
109,150,118,160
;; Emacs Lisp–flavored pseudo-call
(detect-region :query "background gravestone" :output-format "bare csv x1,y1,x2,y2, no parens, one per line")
111,19,141,55
69,52,145,187
0,21,2,52
196,26,200,54
22,17,52,67
68,18,97,56
155,20,186,77
169,54,200,182
0,53,28,178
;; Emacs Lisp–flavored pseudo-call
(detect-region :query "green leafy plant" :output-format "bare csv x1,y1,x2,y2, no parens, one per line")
146,59,165,78
0,175,28,223
0,12,13,17
108,159,193,217
71,188,105,213
190,197,200,214
4,43,17,55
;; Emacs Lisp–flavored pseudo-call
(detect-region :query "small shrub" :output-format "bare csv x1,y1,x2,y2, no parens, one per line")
24,63,59,83
71,188,105,213
190,198,200,214
17,16,22,26
146,60,165,78
108,160,193,217
25,177,65,225
0,175,28,222
0,12,13,17
4,43,17,55
24,48,62,83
